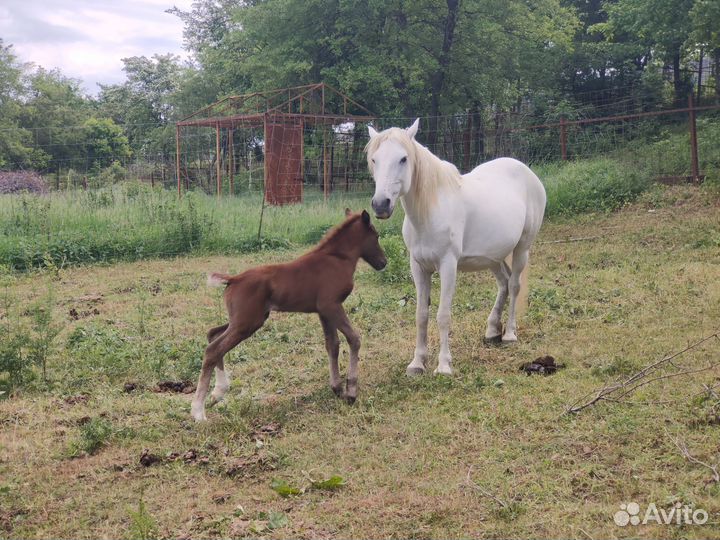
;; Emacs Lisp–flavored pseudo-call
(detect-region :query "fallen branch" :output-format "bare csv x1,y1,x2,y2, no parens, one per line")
461,467,508,508
565,331,720,415
539,235,602,245
667,430,720,483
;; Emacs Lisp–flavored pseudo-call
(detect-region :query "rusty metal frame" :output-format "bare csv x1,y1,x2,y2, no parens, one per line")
176,83,374,198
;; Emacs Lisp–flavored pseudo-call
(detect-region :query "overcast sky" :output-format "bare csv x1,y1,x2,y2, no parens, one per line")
0,0,194,95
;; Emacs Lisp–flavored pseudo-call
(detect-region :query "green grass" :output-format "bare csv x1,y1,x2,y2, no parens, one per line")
1,185,719,538
0,184,404,271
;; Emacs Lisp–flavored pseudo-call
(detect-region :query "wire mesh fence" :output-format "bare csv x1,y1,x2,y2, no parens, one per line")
2,87,720,199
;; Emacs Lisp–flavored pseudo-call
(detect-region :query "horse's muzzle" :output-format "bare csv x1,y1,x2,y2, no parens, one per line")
371,197,393,219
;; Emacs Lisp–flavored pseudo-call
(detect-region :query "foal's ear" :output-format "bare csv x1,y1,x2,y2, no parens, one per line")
345,207,353,217
406,118,420,139
361,209,370,225
368,124,378,138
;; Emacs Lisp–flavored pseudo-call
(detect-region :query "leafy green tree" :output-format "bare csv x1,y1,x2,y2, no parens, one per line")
0,40,49,169
81,117,131,171
19,68,90,172
596,0,695,105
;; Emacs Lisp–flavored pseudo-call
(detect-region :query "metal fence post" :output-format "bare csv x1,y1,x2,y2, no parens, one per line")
560,117,567,161
688,94,700,183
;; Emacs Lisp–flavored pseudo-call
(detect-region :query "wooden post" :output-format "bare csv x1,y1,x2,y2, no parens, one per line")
175,125,181,197
228,128,234,195
560,117,567,161
689,94,700,182
216,123,222,197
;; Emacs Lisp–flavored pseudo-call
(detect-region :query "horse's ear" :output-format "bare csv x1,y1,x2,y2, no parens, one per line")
368,124,378,138
345,207,352,217
406,118,420,139
361,210,370,225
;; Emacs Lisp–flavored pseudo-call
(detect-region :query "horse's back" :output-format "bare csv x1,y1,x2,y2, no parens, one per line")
459,158,546,258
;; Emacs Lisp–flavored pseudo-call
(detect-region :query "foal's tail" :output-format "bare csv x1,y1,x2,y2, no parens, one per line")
207,272,232,288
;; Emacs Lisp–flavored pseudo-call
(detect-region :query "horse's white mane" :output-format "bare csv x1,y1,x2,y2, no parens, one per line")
365,127,461,218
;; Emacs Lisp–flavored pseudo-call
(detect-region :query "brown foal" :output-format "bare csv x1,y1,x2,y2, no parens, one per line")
191,209,387,421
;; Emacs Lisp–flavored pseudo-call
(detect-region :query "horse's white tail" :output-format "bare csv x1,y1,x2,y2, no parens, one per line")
207,272,231,288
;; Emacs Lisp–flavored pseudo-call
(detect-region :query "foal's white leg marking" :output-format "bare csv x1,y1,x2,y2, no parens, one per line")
486,262,510,340
191,396,207,422
435,258,457,375
503,248,529,342
407,257,431,375
210,368,231,401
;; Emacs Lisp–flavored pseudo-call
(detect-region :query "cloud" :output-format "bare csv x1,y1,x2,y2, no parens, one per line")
0,0,194,94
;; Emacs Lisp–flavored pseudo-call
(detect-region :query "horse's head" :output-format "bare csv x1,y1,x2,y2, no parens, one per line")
346,208,387,270
365,119,420,219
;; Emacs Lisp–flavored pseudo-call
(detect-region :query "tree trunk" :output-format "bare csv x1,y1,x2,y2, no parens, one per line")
427,0,460,150
672,48,684,107
715,48,720,104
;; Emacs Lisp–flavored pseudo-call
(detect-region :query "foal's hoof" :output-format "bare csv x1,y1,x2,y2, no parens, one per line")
406,366,426,376
345,395,357,405
433,366,453,376
331,385,344,398
483,334,503,345
501,334,518,343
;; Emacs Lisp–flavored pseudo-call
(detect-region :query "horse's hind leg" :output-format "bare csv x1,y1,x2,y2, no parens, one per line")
503,247,529,343
485,261,510,342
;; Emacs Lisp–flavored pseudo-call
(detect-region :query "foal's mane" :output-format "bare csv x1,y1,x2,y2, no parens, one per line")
365,127,461,218
314,213,362,253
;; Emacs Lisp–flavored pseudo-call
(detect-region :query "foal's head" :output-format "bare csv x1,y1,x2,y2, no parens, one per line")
344,209,387,270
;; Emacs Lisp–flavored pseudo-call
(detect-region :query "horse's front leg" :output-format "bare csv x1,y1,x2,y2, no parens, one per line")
406,257,432,376
435,258,458,376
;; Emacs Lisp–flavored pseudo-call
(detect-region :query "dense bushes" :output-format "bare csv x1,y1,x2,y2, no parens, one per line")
538,157,651,216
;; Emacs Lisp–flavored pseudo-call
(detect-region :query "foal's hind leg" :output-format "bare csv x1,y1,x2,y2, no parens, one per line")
192,318,264,422
207,323,231,402
333,308,361,403
319,315,342,397
485,262,510,342
503,248,529,343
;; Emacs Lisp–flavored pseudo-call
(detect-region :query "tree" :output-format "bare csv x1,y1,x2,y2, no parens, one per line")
596,0,695,106
80,118,131,171
0,40,49,169
19,68,90,172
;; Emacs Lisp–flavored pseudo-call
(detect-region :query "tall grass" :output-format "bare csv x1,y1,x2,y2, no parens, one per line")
0,183,404,271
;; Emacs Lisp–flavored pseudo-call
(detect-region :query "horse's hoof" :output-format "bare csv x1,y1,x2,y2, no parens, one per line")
433,366,453,376
406,366,426,376
483,335,503,345
331,385,344,398
501,334,518,344
345,395,357,405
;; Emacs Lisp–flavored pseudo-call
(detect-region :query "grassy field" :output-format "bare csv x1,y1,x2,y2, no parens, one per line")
1,184,720,538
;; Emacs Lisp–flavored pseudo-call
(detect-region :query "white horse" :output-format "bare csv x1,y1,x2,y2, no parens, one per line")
366,119,546,375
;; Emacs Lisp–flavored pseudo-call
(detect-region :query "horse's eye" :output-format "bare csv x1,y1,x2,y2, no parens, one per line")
371,158,375,164
400,156,407,164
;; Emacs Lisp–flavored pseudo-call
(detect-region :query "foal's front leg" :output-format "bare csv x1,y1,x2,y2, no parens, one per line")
435,258,458,376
